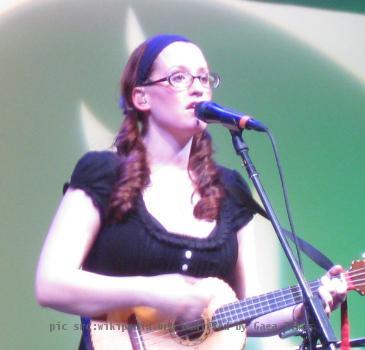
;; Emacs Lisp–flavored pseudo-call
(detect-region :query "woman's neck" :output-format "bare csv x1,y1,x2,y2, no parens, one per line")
143,125,193,171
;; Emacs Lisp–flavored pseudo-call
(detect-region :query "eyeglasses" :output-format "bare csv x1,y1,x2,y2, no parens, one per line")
141,70,220,90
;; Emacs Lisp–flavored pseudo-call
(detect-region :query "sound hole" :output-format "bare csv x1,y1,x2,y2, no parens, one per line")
174,316,206,340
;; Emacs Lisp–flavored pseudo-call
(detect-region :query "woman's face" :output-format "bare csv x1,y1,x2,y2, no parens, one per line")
140,42,212,140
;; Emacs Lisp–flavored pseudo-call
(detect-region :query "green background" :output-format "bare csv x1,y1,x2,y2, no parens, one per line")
0,0,364,348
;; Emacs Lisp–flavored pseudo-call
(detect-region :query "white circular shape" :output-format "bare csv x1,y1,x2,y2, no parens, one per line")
185,250,192,259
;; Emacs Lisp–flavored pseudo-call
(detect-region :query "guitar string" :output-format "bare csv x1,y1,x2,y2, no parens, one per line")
130,274,365,347
344,277,365,287
349,277,365,284
95,269,364,348
342,269,365,288
344,267,365,278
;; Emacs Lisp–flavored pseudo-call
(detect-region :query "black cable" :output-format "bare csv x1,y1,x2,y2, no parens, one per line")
264,129,304,271
264,129,313,348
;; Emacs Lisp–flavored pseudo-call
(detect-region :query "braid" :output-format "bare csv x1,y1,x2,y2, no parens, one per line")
107,114,149,221
189,130,225,221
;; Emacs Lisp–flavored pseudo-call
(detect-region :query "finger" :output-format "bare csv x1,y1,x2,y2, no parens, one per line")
332,277,347,295
328,265,344,277
318,286,332,315
181,305,203,320
322,273,347,294
331,278,347,307
321,275,335,295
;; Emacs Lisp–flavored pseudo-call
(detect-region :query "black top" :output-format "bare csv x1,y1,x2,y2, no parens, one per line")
63,151,260,349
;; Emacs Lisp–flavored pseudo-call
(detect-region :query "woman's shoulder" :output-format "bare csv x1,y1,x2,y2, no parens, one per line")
217,165,266,218
63,150,122,218
74,150,121,169
217,165,251,196
69,150,121,181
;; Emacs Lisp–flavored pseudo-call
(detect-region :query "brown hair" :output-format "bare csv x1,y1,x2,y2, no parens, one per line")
107,40,224,222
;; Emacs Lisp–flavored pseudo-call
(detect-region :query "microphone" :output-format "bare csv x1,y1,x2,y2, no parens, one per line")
194,101,268,132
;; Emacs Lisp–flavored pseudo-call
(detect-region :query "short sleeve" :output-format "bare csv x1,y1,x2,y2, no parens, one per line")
220,167,266,231
63,151,121,219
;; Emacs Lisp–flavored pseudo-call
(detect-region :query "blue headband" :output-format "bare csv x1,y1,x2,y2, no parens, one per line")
136,34,191,85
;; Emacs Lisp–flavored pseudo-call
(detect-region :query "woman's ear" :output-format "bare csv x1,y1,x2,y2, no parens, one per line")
132,87,150,112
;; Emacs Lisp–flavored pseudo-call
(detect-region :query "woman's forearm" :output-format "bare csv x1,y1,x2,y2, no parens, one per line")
35,269,150,317
35,270,210,320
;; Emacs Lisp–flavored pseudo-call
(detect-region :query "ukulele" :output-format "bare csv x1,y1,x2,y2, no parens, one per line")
89,259,365,350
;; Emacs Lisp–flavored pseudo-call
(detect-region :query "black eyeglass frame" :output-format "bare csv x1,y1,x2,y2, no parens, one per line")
140,71,220,89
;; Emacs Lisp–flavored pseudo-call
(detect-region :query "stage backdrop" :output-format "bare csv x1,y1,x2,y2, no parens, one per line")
0,1,364,349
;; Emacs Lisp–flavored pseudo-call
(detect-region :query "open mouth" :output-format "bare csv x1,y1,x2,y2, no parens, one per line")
186,102,198,110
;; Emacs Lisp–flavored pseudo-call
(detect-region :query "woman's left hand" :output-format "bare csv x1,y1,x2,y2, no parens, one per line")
318,265,348,315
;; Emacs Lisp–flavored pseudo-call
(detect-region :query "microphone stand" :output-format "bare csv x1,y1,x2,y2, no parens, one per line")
230,130,337,350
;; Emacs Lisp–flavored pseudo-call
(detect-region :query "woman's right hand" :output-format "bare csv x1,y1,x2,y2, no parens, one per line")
145,274,214,321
